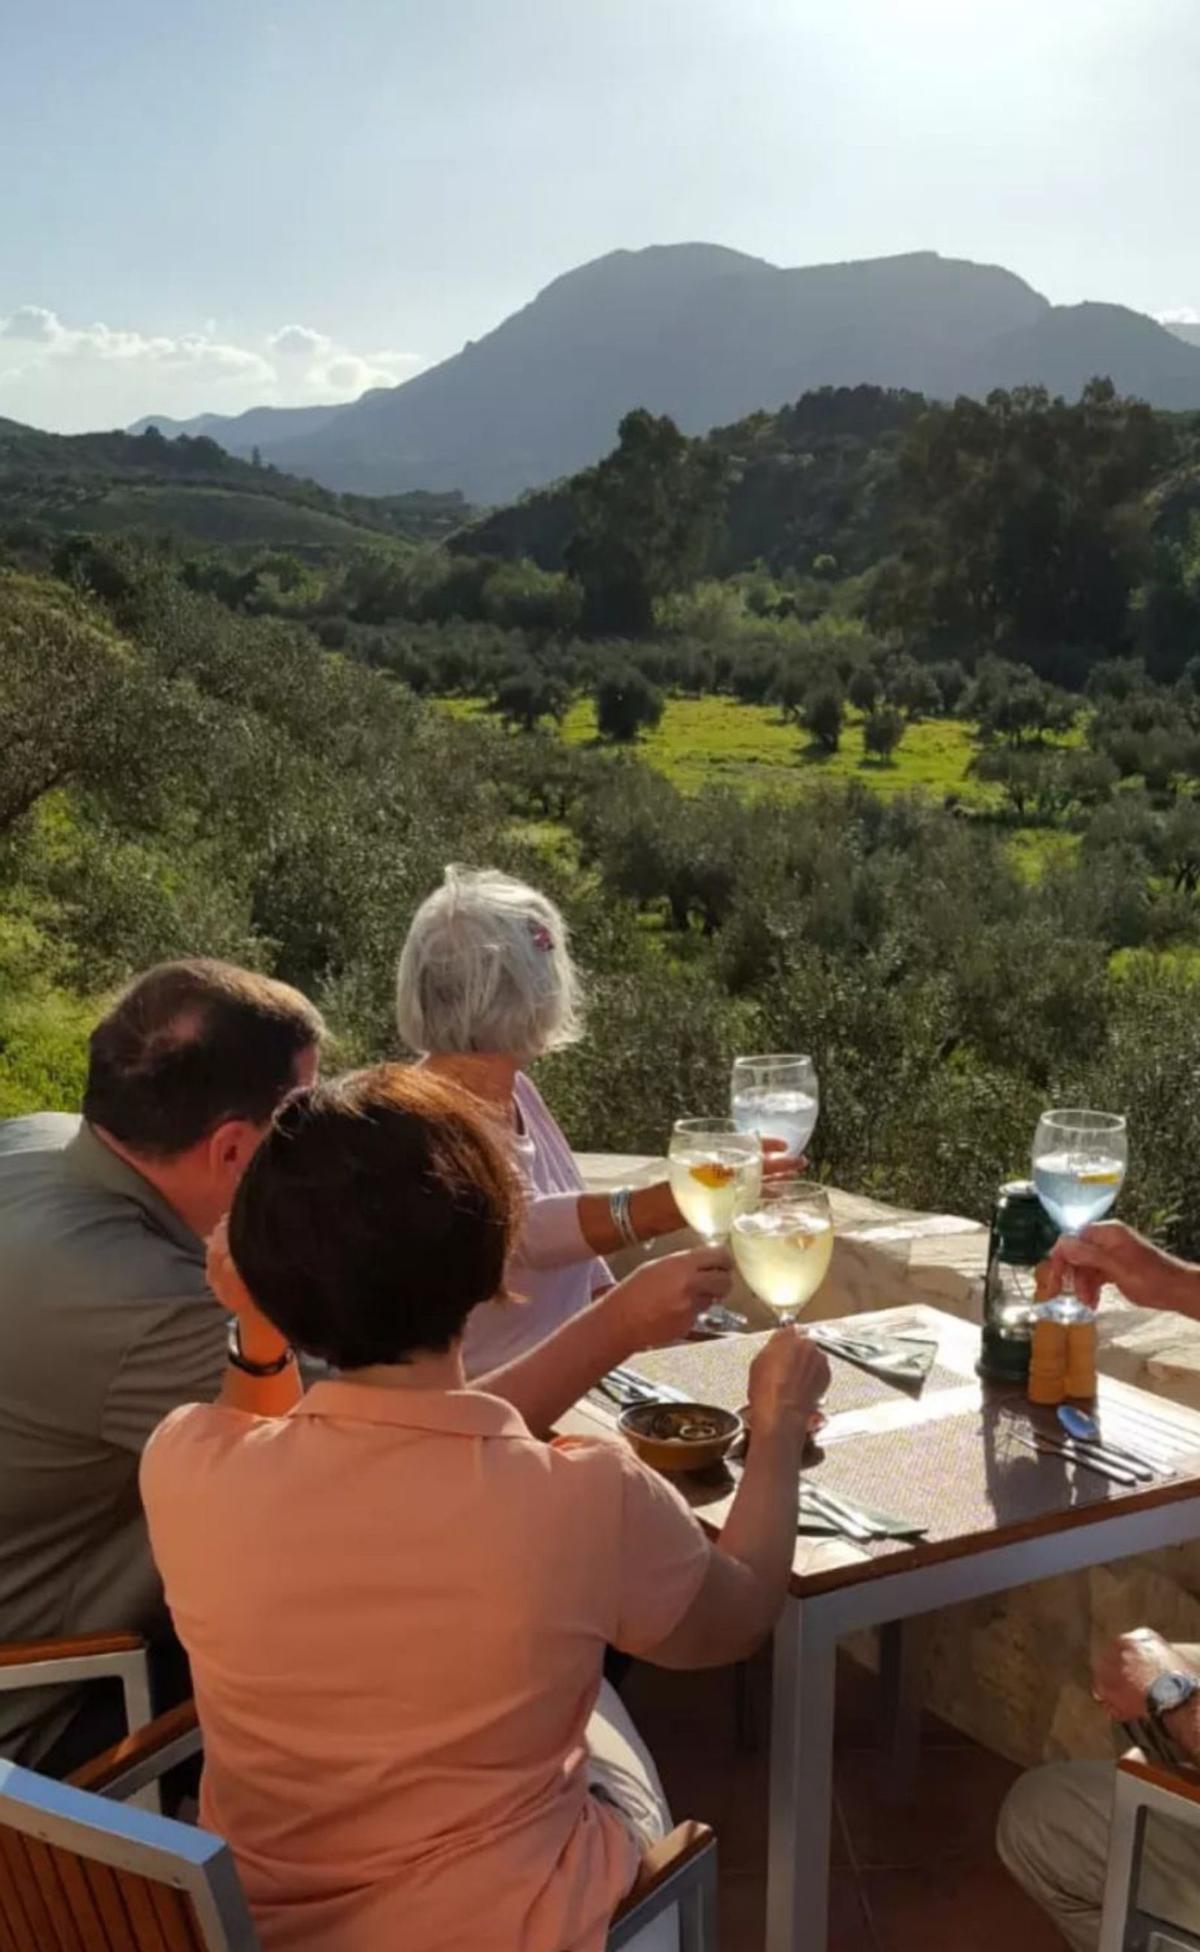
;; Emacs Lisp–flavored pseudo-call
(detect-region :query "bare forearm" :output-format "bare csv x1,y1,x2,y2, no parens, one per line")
646,1419,806,1670
577,1183,684,1257
717,1419,806,1606
476,1292,630,1434
1158,1260,1200,1322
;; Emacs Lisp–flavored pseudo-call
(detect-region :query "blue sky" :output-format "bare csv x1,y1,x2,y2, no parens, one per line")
3,0,1198,431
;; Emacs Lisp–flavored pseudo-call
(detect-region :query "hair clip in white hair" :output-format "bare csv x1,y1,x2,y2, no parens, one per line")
528,922,554,952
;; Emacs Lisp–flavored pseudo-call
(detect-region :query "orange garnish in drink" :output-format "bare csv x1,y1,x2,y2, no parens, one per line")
689,1161,735,1189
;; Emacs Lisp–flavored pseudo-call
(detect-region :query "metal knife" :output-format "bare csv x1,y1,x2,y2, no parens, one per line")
1012,1429,1140,1486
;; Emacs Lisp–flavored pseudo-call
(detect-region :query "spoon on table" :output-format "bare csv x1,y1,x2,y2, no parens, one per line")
1056,1405,1162,1479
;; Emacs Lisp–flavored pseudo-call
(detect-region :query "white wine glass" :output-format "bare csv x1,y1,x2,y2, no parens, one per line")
1031,1109,1127,1237
668,1117,762,1332
668,1117,762,1245
731,1179,835,1325
731,1053,819,1160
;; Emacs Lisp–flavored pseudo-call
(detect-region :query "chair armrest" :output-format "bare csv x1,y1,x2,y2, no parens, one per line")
0,1632,150,1702
1119,1752,1200,1808
610,1821,715,1924
69,1700,202,1802
0,1632,144,1669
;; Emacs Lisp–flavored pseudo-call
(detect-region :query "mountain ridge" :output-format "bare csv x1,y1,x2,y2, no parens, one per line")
126,245,1200,502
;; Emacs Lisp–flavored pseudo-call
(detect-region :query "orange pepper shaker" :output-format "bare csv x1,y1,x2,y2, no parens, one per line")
1065,1317,1097,1400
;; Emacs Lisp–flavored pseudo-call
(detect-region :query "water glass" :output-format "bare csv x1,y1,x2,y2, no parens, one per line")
731,1053,819,1159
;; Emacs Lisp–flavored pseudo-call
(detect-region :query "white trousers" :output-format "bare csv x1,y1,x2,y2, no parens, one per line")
587,1679,679,1952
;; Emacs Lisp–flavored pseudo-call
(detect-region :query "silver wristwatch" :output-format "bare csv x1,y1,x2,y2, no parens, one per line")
1147,1672,1200,1722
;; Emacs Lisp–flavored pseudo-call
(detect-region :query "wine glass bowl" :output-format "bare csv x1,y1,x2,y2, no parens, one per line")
730,1054,819,1160
1031,1109,1127,1235
731,1178,834,1325
667,1117,762,1245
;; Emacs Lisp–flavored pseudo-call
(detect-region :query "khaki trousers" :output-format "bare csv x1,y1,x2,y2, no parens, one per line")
998,1741,1200,1951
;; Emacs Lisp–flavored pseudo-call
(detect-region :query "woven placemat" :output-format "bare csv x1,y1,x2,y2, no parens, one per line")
807,1403,1200,1559
631,1326,963,1418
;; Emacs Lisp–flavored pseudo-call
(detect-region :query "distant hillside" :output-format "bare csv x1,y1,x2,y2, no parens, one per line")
1165,321,1200,350
454,384,927,577
136,246,1200,502
128,401,341,455
0,419,471,553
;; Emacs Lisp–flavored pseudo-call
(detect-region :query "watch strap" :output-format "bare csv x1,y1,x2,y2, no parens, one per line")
226,1320,294,1377
1148,1672,1200,1722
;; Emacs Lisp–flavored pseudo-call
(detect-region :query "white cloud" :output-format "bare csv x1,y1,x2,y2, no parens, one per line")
267,323,334,360
1,305,59,344
1158,308,1200,326
308,348,422,394
0,303,425,433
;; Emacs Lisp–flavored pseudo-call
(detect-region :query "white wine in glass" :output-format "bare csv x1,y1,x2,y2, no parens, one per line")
732,1181,834,1324
668,1118,762,1244
731,1054,819,1159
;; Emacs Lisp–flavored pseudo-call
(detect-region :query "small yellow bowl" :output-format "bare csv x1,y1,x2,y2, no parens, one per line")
618,1400,744,1475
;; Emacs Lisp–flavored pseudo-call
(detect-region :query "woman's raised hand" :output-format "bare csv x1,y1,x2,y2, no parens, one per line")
608,1246,735,1350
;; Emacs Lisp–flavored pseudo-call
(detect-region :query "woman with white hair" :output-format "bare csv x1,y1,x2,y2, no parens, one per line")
396,865,784,1376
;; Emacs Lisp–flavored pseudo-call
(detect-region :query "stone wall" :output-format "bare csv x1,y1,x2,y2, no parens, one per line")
577,1152,1200,1767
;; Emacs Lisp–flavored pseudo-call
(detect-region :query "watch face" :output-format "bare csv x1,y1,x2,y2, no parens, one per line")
1149,1673,1199,1717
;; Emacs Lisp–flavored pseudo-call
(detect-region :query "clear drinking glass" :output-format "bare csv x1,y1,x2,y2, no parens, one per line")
731,1179,835,1325
730,1054,819,1160
1032,1109,1127,1236
667,1117,763,1245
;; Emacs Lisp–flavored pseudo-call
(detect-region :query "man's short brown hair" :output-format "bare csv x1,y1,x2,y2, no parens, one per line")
83,959,324,1158
229,1065,519,1368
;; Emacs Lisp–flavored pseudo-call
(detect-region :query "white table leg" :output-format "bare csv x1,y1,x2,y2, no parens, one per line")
766,1595,839,1952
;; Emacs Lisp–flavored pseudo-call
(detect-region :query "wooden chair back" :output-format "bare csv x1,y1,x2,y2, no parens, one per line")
2,1707,716,1952
0,1759,258,1952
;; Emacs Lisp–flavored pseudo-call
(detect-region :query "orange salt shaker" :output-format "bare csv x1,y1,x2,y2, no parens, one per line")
1065,1317,1097,1400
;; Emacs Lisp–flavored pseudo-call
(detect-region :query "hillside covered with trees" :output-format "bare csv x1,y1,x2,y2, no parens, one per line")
5,378,1200,1257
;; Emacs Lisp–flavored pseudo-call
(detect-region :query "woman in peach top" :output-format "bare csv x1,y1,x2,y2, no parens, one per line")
141,1066,827,1952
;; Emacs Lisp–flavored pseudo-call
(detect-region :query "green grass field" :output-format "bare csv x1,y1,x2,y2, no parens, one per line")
442,693,1085,874
447,693,1002,804
559,694,989,802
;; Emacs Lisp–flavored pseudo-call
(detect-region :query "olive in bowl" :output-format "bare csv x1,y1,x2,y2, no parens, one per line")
618,1400,744,1475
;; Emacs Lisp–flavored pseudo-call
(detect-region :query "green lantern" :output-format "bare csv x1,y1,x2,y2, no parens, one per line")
978,1180,1060,1383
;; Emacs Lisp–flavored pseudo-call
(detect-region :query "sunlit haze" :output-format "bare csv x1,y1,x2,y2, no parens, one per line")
3,0,1197,431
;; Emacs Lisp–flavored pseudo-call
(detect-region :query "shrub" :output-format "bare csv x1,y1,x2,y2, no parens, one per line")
595,665,664,742
801,685,845,753
862,705,905,763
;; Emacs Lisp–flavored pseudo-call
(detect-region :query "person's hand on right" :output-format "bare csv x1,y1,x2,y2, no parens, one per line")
747,1328,830,1439
762,1137,809,1180
1035,1222,1195,1314
1091,1628,1191,1721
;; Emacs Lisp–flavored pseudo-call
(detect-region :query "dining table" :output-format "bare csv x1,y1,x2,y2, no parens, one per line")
561,1301,1200,1952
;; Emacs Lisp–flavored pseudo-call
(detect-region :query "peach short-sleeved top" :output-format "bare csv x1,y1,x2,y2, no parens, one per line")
141,1381,710,1952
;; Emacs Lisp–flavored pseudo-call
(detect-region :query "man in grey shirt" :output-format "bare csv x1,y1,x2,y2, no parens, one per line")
0,958,322,1768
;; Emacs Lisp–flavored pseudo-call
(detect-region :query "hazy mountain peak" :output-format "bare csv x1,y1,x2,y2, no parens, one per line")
128,244,1200,503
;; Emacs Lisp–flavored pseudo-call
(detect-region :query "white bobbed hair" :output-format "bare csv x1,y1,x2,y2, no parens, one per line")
396,866,584,1061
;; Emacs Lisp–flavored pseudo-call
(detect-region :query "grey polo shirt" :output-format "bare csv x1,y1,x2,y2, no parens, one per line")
0,1113,225,1761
